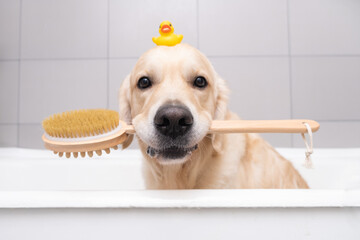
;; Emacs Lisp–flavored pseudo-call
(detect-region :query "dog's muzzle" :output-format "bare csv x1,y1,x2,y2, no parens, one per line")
146,104,198,160
154,105,193,138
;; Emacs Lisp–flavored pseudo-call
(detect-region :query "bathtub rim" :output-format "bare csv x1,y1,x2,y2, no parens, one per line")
1,147,360,209
0,189,359,208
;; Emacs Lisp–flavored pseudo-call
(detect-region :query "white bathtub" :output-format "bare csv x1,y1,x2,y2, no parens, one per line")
0,147,359,240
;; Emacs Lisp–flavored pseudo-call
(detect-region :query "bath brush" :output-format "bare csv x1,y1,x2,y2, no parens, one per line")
42,109,319,158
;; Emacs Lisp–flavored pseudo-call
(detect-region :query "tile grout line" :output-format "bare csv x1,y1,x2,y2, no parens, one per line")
17,0,23,147
17,57,109,61
317,119,360,122
291,54,360,58
208,55,289,58
2,54,360,62
1,123,41,126
106,0,110,109
286,0,294,147
204,54,360,58
2,119,360,126
0,58,16,61
196,0,200,49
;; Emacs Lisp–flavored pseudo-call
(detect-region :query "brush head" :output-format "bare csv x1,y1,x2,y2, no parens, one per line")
42,109,120,138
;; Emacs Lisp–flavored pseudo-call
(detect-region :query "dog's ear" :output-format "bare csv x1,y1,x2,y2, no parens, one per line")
214,76,229,121
118,74,134,149
212,76,229,154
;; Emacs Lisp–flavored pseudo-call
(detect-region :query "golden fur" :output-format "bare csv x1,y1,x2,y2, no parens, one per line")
118,44,308,189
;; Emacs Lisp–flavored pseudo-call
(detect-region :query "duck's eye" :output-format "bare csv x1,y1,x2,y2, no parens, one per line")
169,24,172,27
193,76,207,89
137,77,152,90
159,25,161,28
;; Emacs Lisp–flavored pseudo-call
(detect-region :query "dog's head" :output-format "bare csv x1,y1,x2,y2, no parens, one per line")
119,44,228,164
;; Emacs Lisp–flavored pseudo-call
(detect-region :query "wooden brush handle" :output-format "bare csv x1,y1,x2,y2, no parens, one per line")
124,119,319,134
208,119,319,134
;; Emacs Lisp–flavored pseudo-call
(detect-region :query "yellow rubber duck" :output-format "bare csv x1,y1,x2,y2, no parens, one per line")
152,21,183,46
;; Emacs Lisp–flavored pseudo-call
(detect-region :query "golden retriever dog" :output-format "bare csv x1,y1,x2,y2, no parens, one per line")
118,43,308,189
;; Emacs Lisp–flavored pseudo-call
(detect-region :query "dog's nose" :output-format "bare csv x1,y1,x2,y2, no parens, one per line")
154,105,193,138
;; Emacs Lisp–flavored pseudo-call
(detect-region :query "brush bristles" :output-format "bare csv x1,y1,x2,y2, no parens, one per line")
42,109,119,138
53,146,119,158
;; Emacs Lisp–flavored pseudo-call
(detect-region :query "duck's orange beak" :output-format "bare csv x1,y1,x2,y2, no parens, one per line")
161,25,171,33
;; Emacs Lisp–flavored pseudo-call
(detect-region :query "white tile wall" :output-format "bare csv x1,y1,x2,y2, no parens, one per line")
0,0,20,59
0,0,359,149
18,124,43,148
0,61,18,123
292,57,360,120
293,121,360,148
260,133,292,148
210,57,291,120
108,59,138,111
19,60,107,123
199,0,288,56
21,0,107,59
0,125,17,147
109,0,198,58
289,0,360,55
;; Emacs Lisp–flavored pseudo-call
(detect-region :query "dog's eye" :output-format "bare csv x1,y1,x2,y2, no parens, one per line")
193,76,207,89
137,77,152,89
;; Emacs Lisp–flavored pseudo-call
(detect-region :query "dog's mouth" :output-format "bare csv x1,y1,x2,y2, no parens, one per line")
146,144,198,160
